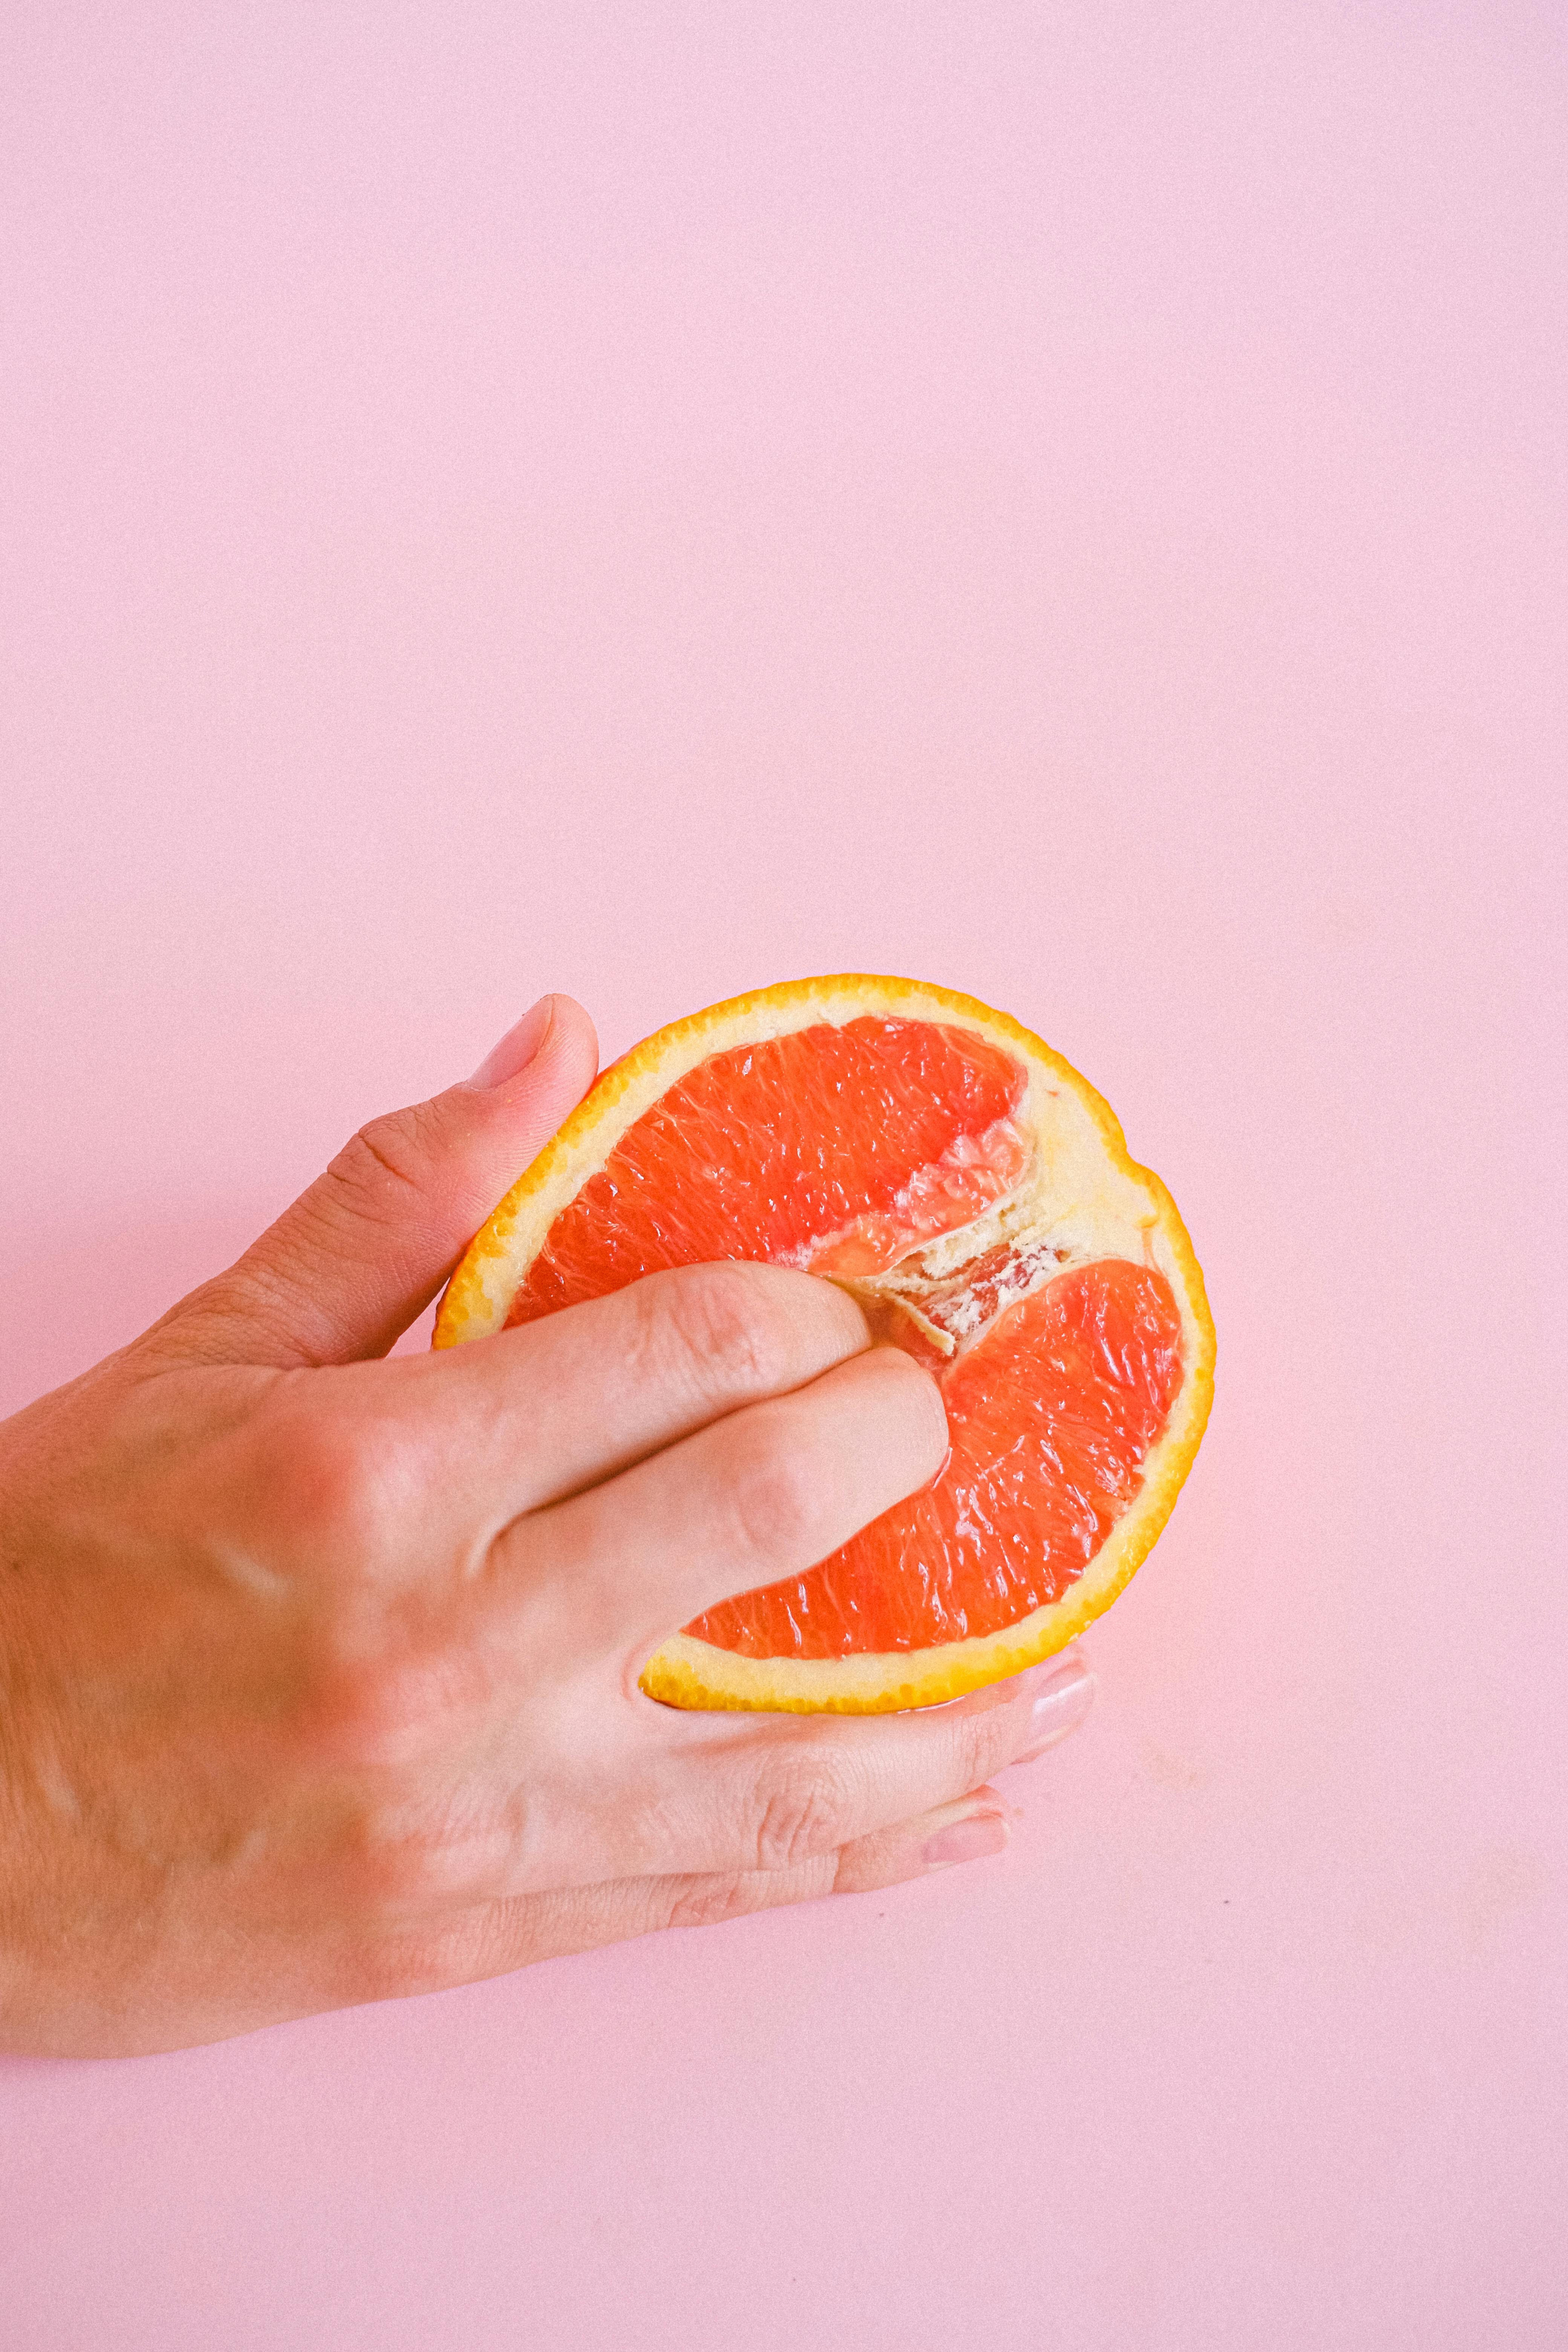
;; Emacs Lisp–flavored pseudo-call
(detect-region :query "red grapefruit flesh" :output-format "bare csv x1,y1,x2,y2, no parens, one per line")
437,976,1214,1712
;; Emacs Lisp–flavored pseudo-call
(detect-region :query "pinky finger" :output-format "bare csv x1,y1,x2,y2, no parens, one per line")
435,1787,1014,1989
649,1783,1014,1925
831,1785,1013,1894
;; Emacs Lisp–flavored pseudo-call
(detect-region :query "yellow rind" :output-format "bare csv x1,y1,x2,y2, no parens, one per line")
435,974,1216,1713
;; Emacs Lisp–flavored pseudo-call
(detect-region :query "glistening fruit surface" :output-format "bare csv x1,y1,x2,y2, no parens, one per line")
437,977,1214,1710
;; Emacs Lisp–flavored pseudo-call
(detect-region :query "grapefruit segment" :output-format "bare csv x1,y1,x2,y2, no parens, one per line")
689,1258,1184,1660
508,1017,1030,1315
436,975,1214,1713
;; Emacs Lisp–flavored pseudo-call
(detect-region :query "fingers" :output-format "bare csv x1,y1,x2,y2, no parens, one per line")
515,1341,949,1651
154,995,600,1369
690,1652,1095,1876
427,1786,1016,1987
831,1787,1011,1892
404,1260,876,1521
604,1787,1017,1929
306,1660,1090,2008
571,1651,1096,1886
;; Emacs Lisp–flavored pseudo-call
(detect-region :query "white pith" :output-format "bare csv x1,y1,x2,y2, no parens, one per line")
436,976,1215,1713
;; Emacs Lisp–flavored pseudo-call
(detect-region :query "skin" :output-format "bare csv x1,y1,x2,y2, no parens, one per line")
0,995,1095,2057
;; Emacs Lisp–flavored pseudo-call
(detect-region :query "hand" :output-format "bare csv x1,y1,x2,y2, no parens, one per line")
0,996,1096,2056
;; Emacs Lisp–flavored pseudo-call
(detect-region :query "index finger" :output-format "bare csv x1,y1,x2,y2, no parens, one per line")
401,1259,874,1524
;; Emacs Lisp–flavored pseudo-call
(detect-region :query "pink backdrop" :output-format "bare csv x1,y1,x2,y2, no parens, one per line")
2,6,1564,2346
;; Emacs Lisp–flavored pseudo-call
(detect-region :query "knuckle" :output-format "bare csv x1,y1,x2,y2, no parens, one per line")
949,1710,1009,1790
325,1109,432,1218
256,1392,403,1562
751,1759,858,1872
662,1872,759,1933
726,1419,829,1562
290,1628,461,1772
649,1262,797,1401
964,1703,1025,1787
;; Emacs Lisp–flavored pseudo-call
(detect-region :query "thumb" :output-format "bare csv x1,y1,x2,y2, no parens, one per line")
157,995,599,1369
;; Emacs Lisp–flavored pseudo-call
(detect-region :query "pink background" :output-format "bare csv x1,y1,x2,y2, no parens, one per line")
2,5,1564,2346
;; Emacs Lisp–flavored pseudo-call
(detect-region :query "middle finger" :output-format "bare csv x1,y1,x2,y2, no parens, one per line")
409,1259,876,1526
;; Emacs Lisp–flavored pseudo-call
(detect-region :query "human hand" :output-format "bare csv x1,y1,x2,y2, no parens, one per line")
0,997,1096,2056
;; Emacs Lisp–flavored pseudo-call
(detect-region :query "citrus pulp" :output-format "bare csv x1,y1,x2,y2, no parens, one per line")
436,976,1214,1712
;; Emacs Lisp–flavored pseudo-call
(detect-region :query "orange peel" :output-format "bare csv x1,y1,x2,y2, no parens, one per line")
437,976,1214,1712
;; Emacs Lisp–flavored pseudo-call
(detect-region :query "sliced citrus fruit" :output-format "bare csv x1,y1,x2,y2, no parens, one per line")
436,976,1214,1712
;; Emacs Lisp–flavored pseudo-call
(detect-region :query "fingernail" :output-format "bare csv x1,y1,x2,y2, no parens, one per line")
469,996,555,1089
1010,1657,1096,1764
922,1805,1010,1870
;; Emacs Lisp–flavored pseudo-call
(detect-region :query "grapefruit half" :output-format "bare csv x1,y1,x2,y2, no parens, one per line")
436,977,1214,1712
